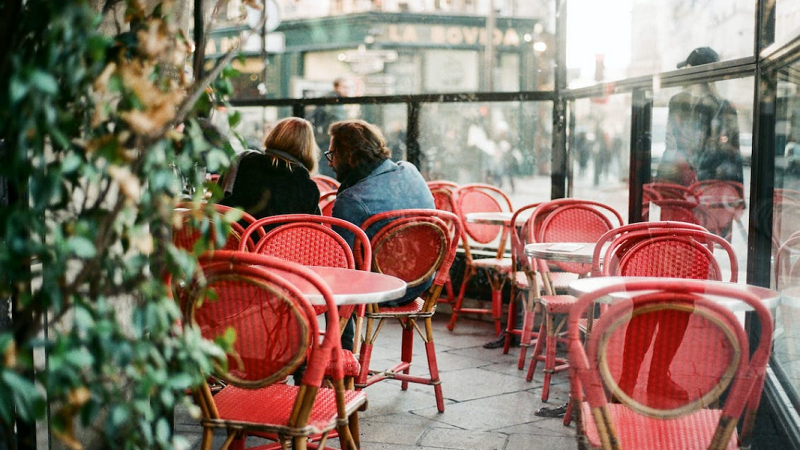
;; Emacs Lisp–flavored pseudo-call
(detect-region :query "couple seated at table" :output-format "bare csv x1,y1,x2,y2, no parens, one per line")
219,117,435,349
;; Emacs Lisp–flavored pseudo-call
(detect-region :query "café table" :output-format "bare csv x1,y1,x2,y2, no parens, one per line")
283,266,407,356
524,242,598,265
465,210,534,227
285,266,407,306
464,211,534,259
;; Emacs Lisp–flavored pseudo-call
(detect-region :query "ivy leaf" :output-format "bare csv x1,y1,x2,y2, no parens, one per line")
1,370,45,422
9,77,28,103
30,70,58,95
67,236,97,258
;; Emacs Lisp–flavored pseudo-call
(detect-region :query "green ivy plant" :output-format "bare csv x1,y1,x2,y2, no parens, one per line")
0,0,251,448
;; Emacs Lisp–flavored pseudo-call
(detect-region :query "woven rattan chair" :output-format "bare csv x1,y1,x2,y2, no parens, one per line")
567,278,772,450
239,214,371,367
312,174,341,192
173,202,261,252
602,227,738,282
426,180,459,305
524,199,623,402
505,202,545,358
447,183,514,335
181,251,367,450
354,209,461,413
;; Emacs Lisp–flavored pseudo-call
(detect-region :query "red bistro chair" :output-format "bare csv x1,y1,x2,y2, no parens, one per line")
602,227,738,282
523,199,623,401
312,174,341,192
567,278,772,450
505,202,545,358
354,209,461,413
426,180,459,304
182,251,367,450
239,214,371,360
447,183,514,335
172,202,261,253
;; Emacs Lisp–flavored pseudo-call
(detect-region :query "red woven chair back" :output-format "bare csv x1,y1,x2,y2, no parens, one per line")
776,231,800,290
240,214,371,271
359,209,461,304
529,199,623,275
311,174,340,192
568,279,772,447
603,228,738,282
184,251,341,388
173,203,257,252
318,190,337,217
452,184,513,244
591,221,707,277
509,203,543,275
427,180,458,214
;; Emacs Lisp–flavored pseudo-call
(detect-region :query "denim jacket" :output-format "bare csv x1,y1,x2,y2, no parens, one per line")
332,159,435,304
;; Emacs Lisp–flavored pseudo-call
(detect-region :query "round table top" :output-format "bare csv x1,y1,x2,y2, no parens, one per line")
286,266,407,306
568,276,780,311
465,210,532,226
524,242,598,264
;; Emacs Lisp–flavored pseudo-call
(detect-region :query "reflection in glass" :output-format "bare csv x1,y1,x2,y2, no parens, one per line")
568,95,631,223
773,59,800,402
418,102,552,205
650,77,752,277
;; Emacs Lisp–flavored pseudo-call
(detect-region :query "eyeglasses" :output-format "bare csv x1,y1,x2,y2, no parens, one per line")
324,150,334,162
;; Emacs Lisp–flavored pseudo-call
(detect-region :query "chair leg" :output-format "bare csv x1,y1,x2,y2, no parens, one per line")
400,319,414,391
486,271,508,336
356,317,376,388
503,288,518,354
562,400,573,426
517,305,538,370
527,319,547,382
423,317,445,413
446,266,474,331
541,313,557,402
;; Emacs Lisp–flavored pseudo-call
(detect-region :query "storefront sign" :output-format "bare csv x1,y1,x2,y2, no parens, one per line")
382,24,522,47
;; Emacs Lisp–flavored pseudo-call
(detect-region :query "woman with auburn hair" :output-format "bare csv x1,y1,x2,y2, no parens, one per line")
220,117,321,219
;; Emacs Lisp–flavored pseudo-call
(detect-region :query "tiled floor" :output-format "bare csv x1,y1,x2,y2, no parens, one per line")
175,311,578,449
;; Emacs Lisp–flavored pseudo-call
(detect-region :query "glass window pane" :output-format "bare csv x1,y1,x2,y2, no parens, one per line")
568,95,632,223
567,0,755,84
650,76,753,281
776,1,800,45
773,60,800,402
418,101,552,206
212,2,555,99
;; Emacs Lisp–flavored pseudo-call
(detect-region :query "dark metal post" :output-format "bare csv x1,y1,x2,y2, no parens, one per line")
629,88,652,223
551,0,567,199
192,0,205,82
406,101,421,168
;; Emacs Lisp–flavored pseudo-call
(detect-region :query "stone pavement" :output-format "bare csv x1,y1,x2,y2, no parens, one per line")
175,310,578,450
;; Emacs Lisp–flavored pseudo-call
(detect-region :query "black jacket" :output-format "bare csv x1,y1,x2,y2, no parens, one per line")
219,151,320,221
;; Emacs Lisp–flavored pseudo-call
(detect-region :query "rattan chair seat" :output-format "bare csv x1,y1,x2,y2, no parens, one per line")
579,403,737,450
